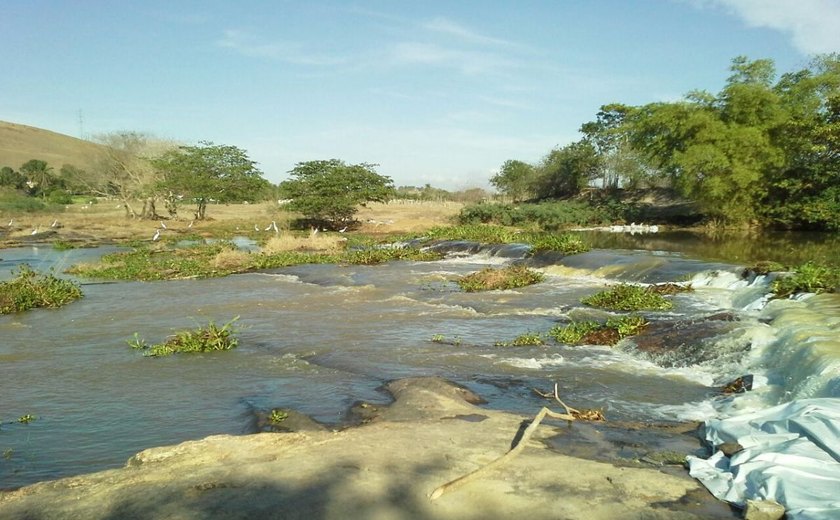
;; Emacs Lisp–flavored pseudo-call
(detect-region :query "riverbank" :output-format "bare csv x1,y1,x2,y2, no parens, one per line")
0,377,734,519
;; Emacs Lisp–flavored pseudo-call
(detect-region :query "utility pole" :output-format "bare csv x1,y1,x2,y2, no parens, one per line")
77,109,84,139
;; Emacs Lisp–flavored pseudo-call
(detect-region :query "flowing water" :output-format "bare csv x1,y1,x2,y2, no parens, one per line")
1,232,839,490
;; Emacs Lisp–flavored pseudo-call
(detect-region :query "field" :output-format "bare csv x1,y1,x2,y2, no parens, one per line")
0,120,103,173
0,199,463,247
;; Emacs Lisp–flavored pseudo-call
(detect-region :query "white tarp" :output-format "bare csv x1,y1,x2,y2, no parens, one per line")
687,398,840,520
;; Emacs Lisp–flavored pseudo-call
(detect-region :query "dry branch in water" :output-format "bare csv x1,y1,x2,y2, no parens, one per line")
429,404,576,501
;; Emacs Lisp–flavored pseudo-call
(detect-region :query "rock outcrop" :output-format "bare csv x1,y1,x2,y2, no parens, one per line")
0,377,732,519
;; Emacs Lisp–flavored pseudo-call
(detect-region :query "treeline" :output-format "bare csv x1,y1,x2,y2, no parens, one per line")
0,133,273,219
491,55,839,230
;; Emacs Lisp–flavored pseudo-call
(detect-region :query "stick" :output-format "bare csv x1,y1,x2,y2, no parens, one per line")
429,406,575,500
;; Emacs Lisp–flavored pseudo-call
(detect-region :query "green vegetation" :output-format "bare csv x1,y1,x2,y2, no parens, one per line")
0,265,83,314
278,159,395,228
581,284,673,311
488,55,840,231
429,334,461,346
153,141,271,220
268,409,289,425
548,315,648,346
495,332,545,347
69,241,443,281
128,317,239,357
771,262,840,297
52,240,76,251
420,224,590,255
457,265,544,292
0,414,38,431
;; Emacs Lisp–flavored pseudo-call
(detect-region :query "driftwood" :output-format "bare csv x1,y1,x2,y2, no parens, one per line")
429,384,577,501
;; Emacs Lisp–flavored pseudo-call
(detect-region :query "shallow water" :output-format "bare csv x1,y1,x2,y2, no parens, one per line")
1,233,838,489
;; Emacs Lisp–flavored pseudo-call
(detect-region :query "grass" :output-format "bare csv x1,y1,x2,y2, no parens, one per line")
771,262,840,298
548,315,648,346
457,264,544,292
0,265,83,314
128,317,240,357
418,224,591,255
581,284,674,311
495,332,545,347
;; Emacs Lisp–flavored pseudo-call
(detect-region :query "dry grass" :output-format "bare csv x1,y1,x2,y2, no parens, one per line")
0,120,104,172
212,248,252,271
262,232,347,253
1,200,463,247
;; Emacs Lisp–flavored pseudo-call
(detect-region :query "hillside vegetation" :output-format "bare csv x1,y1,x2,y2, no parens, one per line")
0,121,103,173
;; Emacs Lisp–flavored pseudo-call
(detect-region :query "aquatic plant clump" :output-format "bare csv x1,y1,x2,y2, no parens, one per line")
548,315,648,346
128,317,240,357
457,265,545,292
0,265,83,314
419,224,591,255
581,284,673,311
495,332,545,347
771,262,840,298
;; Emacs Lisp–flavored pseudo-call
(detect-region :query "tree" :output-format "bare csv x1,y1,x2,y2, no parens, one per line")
278,159,394,226
153,142,270,220
532,141,601,199
491,160,535,201
19,159,55,198
0,166,26,190
89,132,164,219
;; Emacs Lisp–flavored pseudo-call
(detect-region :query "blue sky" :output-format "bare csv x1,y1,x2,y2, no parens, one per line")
3,1,839,190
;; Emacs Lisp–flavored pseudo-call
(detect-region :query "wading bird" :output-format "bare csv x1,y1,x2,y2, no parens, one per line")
152,229,161,241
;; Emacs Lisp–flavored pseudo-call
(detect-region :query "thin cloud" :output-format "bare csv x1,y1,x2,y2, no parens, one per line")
699,0,840,54
217,29,345,66
388,41,517,75
422,17,512,46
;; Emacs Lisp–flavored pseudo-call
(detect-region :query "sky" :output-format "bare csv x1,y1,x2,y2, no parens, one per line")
2,1,839,190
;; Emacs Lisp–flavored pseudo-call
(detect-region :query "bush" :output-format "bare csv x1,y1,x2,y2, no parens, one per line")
581,284,673,311
0,265,83,314
457,265,544,292
548,315,648,346
128,317,240,357
771,262,840,297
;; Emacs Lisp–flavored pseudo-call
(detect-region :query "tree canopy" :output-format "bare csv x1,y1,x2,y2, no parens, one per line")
153,141,270,219
278,159,394,226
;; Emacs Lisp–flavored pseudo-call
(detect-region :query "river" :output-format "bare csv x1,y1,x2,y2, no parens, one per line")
1,231,838,497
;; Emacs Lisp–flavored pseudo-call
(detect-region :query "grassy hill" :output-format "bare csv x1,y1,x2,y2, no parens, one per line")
0,120,104,172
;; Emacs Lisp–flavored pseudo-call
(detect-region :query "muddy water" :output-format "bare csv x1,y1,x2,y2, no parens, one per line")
1,233,838,489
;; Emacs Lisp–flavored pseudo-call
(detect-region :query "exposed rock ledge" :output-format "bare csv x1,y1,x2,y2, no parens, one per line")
0,377,730,520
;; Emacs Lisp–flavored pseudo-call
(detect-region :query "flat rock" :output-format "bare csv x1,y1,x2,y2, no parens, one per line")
0,377,732,519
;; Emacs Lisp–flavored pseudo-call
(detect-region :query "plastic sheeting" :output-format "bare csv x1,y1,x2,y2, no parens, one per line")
688,398,840,520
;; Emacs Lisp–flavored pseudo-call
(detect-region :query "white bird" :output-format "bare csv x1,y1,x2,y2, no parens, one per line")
7,218,13,227
264,223,272,231
338,226,348,233
31,227,39,235
254,224,260,232
159,221,167,229
152,229,161,241
311,227,319,236
51,219,58,228
188,220,194,228
270,221,279,232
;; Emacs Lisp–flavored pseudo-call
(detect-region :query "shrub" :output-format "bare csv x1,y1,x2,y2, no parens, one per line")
0,265,83,314
523,232,589,255
771,262,840,297
457,265,544,292
128,317,240,357
495,332,545,347
548,314,648,346
581,284,673,311
548,321,601,344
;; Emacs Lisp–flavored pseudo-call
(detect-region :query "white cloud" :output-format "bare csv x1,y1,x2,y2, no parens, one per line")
388,41,515,75
701,0,840,54
422,17,512,46
217,29,345,65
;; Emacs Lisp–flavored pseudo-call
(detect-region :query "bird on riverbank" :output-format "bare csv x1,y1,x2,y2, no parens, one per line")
152,229,161,241
159,221,167,229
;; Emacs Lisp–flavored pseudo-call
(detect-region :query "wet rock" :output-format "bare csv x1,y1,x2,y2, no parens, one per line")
721,375,753,394
255,408,327,433
744,498,785,520
628,314,744,367
718,443,744,457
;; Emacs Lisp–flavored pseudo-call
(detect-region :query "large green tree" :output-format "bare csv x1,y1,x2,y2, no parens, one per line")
153,142,270,219
491,160,536,202
532,141,601,199
278,159,394,226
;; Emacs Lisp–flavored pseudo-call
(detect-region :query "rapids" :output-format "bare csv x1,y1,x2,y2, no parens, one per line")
1,235,838,494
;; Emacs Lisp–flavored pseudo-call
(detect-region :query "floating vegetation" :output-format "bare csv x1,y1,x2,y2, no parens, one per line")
128,317,240,357
419,224,590,255
771,262,840,298
548,315,648,346
0,265,83,314
69,241,442,281
495,332,545,347
268,409,289,425
457,265,544,292
581,284,673,311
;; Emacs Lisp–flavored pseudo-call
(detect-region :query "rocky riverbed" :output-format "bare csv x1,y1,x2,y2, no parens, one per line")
0,377,735,519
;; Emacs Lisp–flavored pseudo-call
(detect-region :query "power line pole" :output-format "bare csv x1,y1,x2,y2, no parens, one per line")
77,109,84,139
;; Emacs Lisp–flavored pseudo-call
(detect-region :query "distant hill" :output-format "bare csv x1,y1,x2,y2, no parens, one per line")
0,120,104,173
